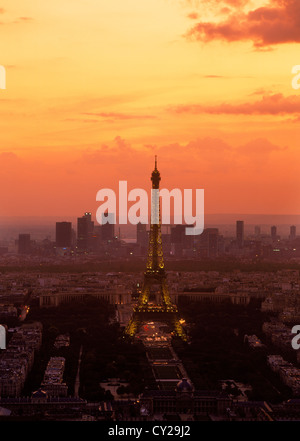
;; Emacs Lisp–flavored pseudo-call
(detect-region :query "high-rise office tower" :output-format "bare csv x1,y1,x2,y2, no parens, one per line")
77,212,94,250
136,222,148,250
271,225,277,241
101,212,115,241
170,224,185,256
56,222,72,247
171,225,185,244
199,228,219,258
290,225,296,241
18,234,31,254
236,220,244,248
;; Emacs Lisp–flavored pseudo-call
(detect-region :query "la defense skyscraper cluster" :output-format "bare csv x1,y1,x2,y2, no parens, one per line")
125,157,186,340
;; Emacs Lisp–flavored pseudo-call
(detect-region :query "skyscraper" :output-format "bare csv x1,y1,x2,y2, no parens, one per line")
18,234,31,254
136,222,148,252
77,212,94,250
271,225,277,241
236,220,244,248
290,225,296,241
56,222,72,248
198,228,219,258
101,212,115,241
171,224,185,244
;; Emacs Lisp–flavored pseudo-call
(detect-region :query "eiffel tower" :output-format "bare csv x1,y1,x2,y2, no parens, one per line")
125,157,186,340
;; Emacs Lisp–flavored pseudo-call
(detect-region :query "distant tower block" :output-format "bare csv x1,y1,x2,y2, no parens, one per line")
125,157,186,340
101,212,115,241
290,225,296,241
271,225,277,241
77,212,94,250
18,234,31,254
136,222,148,253
236,220,244,249
56,222,72,247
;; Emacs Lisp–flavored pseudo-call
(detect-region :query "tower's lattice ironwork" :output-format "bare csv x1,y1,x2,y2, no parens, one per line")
125,157,186,340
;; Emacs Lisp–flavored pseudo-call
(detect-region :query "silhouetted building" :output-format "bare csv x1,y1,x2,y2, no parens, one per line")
77,212,94,250
171,224,185,244
254,225,261,237
290,225,296,241
136,222,148,253
101,212,115,241
236,220,244,248
271,225,277,241
198,228,219,258
170,224,193,255
139,379,232,418
56,222,72,247
18,234,31,254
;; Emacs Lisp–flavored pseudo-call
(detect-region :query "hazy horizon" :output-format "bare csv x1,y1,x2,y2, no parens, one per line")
0,213,299,242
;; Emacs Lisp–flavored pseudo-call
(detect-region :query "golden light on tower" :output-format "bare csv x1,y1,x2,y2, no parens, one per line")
125,158,186,341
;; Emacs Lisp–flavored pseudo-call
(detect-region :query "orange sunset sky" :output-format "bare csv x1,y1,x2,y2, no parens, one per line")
0,0,300,221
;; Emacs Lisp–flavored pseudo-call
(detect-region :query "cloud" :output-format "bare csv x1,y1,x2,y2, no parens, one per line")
0,152,21,171
0,136,291,217
12,16,34,25
18,17,34,21
81,135,277,178
185,0,300,48
152,136,284,178
0,151,19,161
82,111,156,121
201,74,228,78
64,118,100,123
81,136,140,165
187,12,199,19
170,93,300,115
238,137,286,155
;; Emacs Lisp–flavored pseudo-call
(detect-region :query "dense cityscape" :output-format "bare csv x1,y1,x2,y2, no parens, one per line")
1,163,300,424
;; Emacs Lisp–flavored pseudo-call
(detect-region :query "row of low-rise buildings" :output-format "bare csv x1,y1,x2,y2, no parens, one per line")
261,291,300,319
0,304,18,319
244,334,265,349
262,321,294,352
41,356,68,397
0,322,42,397
36,268,298,308
1,267,300,310
268,355,300,396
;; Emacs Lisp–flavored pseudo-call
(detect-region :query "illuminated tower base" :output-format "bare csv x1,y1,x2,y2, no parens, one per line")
125,158,186,341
